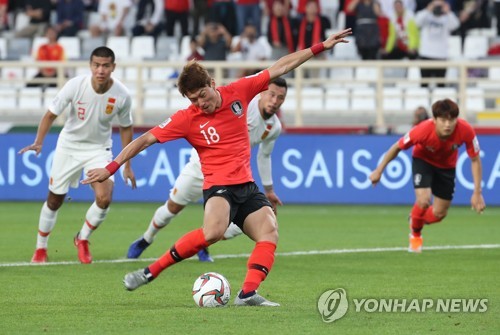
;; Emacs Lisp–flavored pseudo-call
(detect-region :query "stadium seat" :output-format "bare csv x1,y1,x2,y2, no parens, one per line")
169,87,190,110
325,87,349,111
331,36,359,60
106,36,130,60
43,87,59,106
6,38,31,60
354,66,378,87
448,35,463,60
0,87,17,110
351,87,376,112
431,87,458,103
1,66,25,88
463,35,488,60
19,87,43,110
131,36,156,60
0,37,6,59
465,87,485,112
404,87,430,111
144,87,168,111
58,37,81,60
280,87,296,113
81,36,105,59
300,87,324,113
155,36,180,60
179,35,192,61
383,87,404,111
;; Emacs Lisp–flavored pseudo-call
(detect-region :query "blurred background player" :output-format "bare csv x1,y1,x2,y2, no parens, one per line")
127,78,288,262
369,99,485,253
412,106,429,127
19,47,137,264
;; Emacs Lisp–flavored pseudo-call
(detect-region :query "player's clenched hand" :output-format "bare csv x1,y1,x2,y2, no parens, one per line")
122,166,137,189
323,28,352,50
369,169,382,186
471,192,486,214
81,168,111,185
18,143,43,156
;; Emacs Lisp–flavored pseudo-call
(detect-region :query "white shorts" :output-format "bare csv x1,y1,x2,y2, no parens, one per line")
169,160,203,206
49,147,114,195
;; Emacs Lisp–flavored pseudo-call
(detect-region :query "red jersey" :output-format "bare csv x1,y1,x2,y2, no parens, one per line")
150,70,270,189
398,119,480,169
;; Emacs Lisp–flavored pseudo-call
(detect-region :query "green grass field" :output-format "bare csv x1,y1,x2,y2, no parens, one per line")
1,202,499,334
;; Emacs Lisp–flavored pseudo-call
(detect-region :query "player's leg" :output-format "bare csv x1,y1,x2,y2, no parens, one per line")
32,149,80,263
422,166,455,225
123,191,230,291
128,163,203,258
233,186,280,306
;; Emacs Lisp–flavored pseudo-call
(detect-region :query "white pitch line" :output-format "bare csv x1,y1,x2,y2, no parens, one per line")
1,244,500,268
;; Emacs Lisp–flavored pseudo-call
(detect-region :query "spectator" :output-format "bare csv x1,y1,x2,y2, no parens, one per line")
164,0,189,37
186,37,204,61
197,21,232,61
90,0,133,37
232,23,270,77
27,26,66,89
415,0,459,87
378,0,416,18
132,0,164,39
296,0,321,17
342,0,358,34
235,0,262,35
15,0,52,38
209,0,238,36
0,0,8,32
348,0,381,60
412,106,429,126
55,0,85,37
192,0,210,36
267,0,298,60
382,0,419,60
456,0,490,45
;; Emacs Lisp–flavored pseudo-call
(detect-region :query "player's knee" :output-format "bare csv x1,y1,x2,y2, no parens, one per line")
203,224,226,244
416,198,431,209
433,209,447,220
167,199,185,214
46,198,63,211
95,196,111,209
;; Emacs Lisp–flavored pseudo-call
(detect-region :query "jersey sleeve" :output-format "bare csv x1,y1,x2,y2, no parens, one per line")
149,109,191,143
116,94,133,127
230,70,270,102
398,129,417,150
462,122,480,158
48,77,76,115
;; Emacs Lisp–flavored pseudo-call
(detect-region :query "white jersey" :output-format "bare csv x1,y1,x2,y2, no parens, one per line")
49,75,132,151
188,94,282,185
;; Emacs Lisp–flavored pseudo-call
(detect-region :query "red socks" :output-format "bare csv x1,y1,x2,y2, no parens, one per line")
148,228,209,278
410,204,443,237
242,241,277,295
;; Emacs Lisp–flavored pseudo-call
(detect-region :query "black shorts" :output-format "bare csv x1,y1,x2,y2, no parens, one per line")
412,157,456,200
203,182,272,230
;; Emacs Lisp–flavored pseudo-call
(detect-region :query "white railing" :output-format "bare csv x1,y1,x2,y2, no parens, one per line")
1,59,500,128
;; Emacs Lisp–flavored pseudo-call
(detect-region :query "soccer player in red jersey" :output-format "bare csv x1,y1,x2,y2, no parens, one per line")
82,28,352,306
370,99,486,253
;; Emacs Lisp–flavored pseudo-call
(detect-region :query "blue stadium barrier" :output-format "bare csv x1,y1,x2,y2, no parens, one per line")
1,133,498,205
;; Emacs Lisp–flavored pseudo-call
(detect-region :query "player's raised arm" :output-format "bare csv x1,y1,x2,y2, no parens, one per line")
267,28,352,80
82,131,158,185
18,111,58,156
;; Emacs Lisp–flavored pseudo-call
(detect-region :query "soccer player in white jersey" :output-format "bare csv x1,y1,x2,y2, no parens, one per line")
19,47,137,264
126,77,288,261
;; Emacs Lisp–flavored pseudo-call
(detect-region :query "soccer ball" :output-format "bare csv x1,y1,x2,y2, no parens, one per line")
192,272,231,307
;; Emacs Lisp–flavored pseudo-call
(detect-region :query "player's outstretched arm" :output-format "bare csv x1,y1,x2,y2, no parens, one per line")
369,142,401,186
267,28,352,80
18,111,57,156
119,125,137,189
470,156,486,213
81,131,158,185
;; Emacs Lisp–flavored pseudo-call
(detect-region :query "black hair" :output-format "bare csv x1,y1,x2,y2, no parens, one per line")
270,77,287,90
432,99,459,119
90,46,115,63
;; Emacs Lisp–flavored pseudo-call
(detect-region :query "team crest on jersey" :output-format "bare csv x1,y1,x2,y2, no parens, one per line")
159,117,172,128
425,146,435,152
231,101,243,116
105,97,116,114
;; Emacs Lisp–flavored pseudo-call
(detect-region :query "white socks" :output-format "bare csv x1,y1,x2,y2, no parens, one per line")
78,201,110,240
143,204,177,243
36,202,58,249
224,223,243,240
